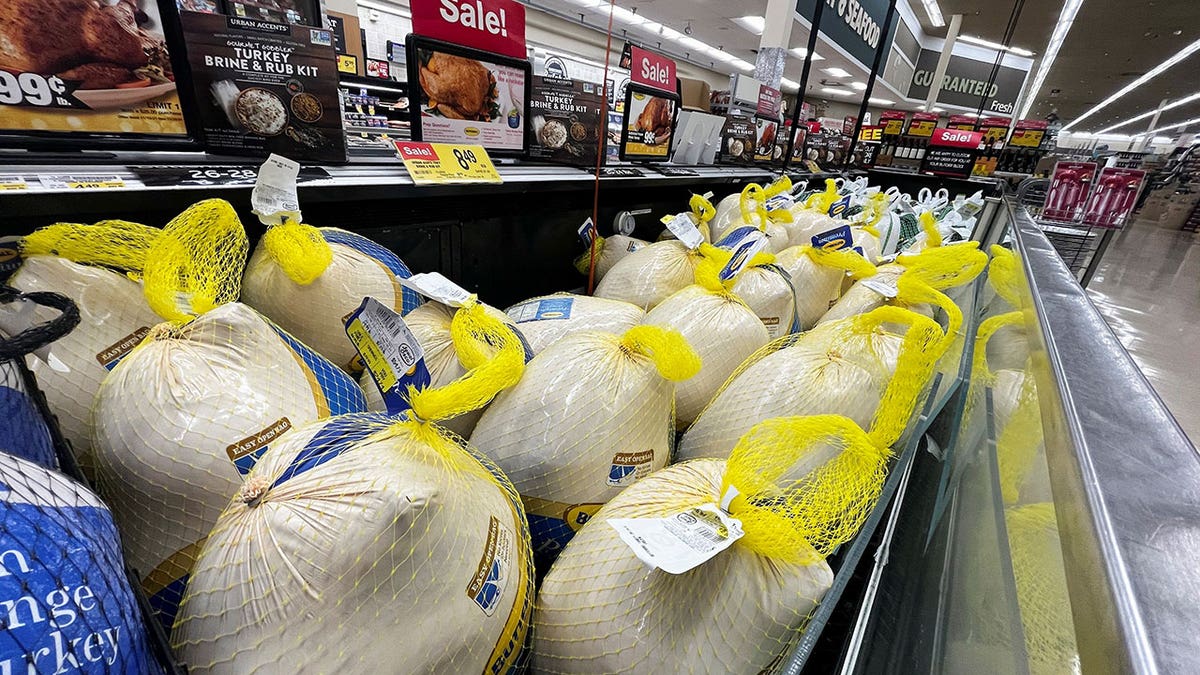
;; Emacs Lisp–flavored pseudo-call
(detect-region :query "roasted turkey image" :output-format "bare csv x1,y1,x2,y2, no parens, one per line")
0,0,173,89
418,51,499,121
634,96,672,137
758,123,776,152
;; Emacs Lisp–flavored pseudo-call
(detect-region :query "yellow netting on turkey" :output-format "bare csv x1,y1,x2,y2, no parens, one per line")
9,201,249,480
172,302,535,674
71,200,371,635
1005,502,1081,675
678,300,946,462
532,409,901,674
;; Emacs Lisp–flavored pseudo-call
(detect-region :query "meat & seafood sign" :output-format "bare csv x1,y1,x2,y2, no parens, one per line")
412,0,527,58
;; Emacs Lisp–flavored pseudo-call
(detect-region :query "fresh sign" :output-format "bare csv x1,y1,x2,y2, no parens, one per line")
411,0,527,59
630,45,676,95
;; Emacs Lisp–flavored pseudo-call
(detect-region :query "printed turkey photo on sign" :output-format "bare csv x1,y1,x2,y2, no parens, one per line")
0,0,186,140
620,86,676,161
406,36,531,156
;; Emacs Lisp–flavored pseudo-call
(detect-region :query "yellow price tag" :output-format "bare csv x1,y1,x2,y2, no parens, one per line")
40,175,124,190
908,120,936,137
337,54,358,74
0,177,27,190
345,318,398,393
394,142,502,185
1009,129,1045,148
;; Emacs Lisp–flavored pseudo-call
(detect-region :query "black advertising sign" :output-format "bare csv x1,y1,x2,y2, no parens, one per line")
795,0,896,70
529,75,604,166
179,13,347,162
920,128,983,177
0,0,187,139
719,110,756,165
909,49,1029,115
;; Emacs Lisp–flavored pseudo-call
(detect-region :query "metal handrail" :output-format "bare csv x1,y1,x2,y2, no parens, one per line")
1008,199,1200,675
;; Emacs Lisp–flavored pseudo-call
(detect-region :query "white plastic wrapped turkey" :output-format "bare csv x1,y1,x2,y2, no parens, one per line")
241,224,422,373
594,240,727,311
534,415,898,674
173,302,532,675
774,245,876,331
677,305,940,462
92,302,367,630
643,256,769,428
9,244,162,469
505,293,644,354
574,234,649,282
470,324,699,567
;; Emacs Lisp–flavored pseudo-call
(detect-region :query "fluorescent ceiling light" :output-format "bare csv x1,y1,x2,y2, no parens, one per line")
781,78,800,92
1142,116,1200,134
849,81,867,91
1064,36,1200,131
659,26,682,41
958,34,1034,57
824,67,852,78
1018,0,1084,120
822,87,854,96
1152,136,1174,144
922,0,945,27
733,59,755,71
679,36,707,51
1096,91,1200,133
789,47,825,61
921,0,940,26
733,15,765,35
932,106,945,112
870,97,895,105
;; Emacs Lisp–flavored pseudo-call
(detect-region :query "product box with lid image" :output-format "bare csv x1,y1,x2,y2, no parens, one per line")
179,12,347,162
718,109,756,165
529,75,604,166
754,117,782,164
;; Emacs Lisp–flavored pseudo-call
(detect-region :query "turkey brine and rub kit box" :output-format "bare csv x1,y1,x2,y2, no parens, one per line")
0,0,187,141
177,11,348,161
529,75,604,166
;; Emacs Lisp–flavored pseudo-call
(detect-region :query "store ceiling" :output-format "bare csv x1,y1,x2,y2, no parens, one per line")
915,0,1200,135
525,0,913,107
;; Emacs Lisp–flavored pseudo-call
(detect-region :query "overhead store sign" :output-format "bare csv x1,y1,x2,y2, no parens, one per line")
795,0,896,70
411,0,527,59
908,49,1029,114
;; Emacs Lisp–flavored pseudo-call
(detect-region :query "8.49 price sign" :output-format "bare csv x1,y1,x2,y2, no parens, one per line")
393,142,503,185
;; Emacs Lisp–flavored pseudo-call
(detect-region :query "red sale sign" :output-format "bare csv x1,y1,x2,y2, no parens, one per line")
629,45,677,95
411,0,527,59
395,141,441,160
930,127,984,149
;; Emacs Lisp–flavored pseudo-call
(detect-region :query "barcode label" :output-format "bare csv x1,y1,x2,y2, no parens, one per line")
608,503,743,575
344,297,430,415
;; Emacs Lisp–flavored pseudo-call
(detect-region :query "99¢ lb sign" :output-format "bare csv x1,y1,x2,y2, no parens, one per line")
394,141,503,184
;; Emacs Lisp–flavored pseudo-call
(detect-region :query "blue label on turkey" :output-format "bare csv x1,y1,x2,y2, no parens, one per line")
0,461,163,674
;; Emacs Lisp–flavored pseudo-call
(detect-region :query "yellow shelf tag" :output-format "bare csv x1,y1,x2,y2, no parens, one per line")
394,142,502,185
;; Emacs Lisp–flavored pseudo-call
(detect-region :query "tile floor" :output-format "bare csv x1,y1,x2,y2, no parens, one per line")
1087,220,1200,444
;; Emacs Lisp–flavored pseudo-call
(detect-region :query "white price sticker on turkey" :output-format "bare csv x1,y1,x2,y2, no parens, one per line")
860,276,899,298
609,503,743,575
400,272,473,307
252,154,302,226
664,213,704,250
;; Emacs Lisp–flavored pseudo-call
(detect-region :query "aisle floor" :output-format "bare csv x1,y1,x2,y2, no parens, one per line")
1087,220,1200,444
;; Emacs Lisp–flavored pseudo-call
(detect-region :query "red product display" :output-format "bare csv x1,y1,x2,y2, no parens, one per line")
930,127,984,149
1083,167,1147,228
411,0,527,59
1043,161,1098,221
757,85,782,118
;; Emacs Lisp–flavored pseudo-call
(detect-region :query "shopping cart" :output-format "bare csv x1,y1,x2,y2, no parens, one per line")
1015,177,1116,287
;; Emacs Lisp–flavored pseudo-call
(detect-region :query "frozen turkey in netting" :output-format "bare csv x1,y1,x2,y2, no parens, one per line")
505,293,644,355
91,302,366,632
